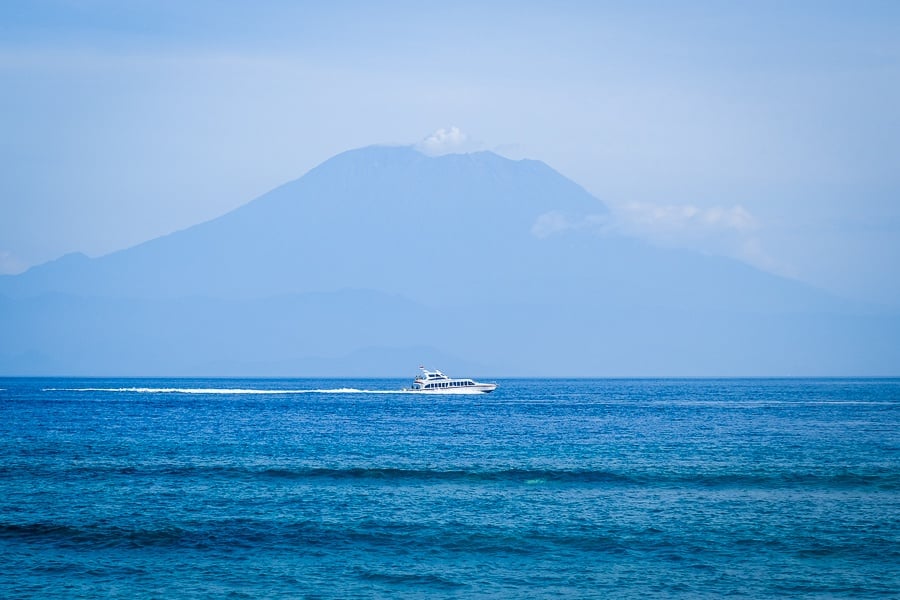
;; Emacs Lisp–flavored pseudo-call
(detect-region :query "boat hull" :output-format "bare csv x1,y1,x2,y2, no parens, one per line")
408,383,497,394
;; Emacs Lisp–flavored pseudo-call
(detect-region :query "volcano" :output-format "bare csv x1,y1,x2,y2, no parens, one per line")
1,145,896,376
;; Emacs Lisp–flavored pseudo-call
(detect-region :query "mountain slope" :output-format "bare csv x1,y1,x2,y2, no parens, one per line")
1,146,607,303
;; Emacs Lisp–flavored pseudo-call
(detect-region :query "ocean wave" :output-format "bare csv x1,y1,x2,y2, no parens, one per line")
0,519,653,556
30,464,897,490
0,521,187,550
6,518,895,569
265,468,900,489
79,464,632,484
354,567,467,589
258,466,633,484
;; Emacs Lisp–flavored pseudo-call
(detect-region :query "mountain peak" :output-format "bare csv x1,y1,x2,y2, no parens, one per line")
304,144,574,201
318,143,528,170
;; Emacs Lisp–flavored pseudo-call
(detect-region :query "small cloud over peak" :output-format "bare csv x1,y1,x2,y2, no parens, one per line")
416,126,483,156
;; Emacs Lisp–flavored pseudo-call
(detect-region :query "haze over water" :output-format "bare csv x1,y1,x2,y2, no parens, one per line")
2,377,898,598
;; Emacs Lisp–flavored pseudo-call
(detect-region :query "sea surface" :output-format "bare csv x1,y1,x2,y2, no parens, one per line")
1,378,898,599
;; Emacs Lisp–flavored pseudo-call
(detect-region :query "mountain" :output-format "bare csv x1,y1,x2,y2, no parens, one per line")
0,147,605,303
1,145,898,376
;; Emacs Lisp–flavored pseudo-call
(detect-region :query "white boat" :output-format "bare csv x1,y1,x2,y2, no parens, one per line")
408,366,497,394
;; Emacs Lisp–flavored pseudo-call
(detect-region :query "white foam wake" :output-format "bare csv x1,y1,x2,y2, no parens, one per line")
42,387,417,395
42,386,490,395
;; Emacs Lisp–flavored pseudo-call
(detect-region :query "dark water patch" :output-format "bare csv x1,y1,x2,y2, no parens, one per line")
0,518,697,559
354,567,467,589
530,530,627,554
0,521,187,550
794,538,900,560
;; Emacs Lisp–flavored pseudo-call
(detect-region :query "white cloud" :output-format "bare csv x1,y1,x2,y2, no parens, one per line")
532,199,786,275
609,201,785,272
616,201,758,235
416,126,483,156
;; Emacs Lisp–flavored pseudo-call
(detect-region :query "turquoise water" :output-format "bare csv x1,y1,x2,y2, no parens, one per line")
1,378,898,598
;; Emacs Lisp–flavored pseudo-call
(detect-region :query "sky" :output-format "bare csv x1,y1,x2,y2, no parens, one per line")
2,0,899,306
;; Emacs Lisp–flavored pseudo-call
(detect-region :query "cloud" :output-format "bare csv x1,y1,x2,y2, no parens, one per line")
615,201,758,235
609,201,786,272
532,200,785,275
416,126,483,156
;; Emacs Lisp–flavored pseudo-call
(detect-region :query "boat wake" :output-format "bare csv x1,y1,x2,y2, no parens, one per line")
42,387,419,395
39,387,484,396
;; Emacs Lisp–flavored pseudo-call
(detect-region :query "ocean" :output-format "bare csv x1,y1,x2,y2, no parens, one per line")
1,378,898,598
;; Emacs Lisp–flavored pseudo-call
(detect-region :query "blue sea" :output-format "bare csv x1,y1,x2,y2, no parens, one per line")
1,378,898,599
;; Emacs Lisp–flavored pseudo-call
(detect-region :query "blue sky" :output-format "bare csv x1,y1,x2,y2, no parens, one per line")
2,1,899,305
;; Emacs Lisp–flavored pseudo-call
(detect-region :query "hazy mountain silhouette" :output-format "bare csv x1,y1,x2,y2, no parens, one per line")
2,147,610,304
1,145,897,376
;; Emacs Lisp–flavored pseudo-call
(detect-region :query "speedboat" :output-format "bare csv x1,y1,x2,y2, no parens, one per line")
408,366,497,393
